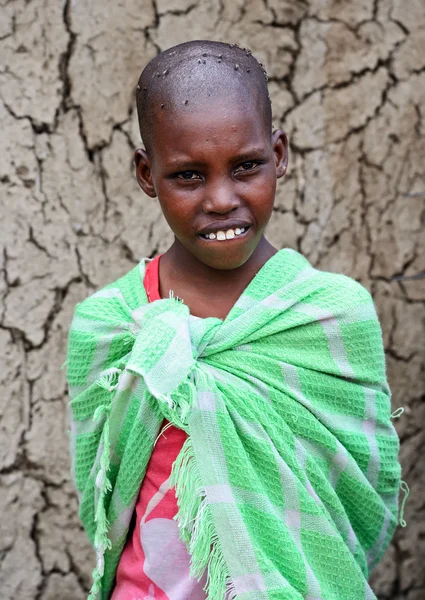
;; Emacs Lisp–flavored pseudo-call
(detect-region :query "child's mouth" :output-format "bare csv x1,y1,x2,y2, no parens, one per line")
199,226,250,241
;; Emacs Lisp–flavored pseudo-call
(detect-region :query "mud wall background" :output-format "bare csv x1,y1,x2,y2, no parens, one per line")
0,0,424,598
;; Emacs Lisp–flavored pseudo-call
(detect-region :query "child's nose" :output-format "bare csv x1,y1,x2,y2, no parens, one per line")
202,180,241,214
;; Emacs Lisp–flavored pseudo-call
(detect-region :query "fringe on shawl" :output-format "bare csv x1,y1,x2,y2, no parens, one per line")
171,436,237,600
87,393,114,599
87,360,236,599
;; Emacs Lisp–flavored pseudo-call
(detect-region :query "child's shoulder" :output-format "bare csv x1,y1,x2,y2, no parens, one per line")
278,249,374,308
317,267,373,305
315,272,375,328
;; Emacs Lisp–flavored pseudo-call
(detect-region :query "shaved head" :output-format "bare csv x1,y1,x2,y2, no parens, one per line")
136,40,272,154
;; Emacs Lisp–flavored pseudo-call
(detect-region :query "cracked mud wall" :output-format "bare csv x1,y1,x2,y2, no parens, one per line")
0,0,424,598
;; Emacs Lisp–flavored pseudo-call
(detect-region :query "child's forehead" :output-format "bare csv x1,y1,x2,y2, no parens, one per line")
156,92,264,132
149,97,271,163
160,80,261,119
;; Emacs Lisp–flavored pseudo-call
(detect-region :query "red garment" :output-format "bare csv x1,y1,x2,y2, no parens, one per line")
111,256,206,600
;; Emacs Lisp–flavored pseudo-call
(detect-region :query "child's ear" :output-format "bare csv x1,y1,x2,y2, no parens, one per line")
272,130,289,179
134,148,157,198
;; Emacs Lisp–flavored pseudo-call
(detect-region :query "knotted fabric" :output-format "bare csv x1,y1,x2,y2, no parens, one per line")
66,249,401,600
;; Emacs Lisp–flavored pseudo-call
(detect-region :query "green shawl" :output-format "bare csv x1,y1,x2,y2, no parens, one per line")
66,249,401,600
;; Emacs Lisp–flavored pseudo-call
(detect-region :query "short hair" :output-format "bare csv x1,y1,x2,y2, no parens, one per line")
136,40,272,154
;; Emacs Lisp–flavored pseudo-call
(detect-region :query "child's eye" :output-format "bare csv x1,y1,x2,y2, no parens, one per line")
177,171,201,180
235,161,258,173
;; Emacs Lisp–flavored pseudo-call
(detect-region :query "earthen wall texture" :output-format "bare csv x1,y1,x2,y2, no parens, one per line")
0,1,424,598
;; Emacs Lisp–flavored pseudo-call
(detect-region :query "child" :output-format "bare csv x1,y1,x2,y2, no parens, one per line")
66,40,401,600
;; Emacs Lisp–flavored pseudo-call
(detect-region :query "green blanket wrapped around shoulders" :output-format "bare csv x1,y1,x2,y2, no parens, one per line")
66,249,401,600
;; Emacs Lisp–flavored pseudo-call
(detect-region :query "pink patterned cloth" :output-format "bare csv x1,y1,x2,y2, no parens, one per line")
111,256,206,600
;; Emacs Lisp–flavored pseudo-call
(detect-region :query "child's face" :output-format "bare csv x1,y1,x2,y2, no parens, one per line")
135,99,288,270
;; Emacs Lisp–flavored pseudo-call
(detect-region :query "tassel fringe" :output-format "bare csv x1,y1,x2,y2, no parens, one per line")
399,480,410,527
157,376,197,431
169,289,184,303
391,407,405,419
171,437,235,600
97,367,122,392
88,403,113,600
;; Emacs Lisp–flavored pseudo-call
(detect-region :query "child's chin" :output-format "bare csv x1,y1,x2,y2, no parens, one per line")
196,246,255,271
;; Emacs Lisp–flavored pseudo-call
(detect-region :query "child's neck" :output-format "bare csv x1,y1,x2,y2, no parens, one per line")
159,237,277,320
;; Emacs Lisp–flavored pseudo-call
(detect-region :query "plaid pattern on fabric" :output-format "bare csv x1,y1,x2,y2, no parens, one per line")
66,249,401,600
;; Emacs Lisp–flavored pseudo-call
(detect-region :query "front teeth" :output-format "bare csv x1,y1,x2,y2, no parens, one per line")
203,227,246,241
